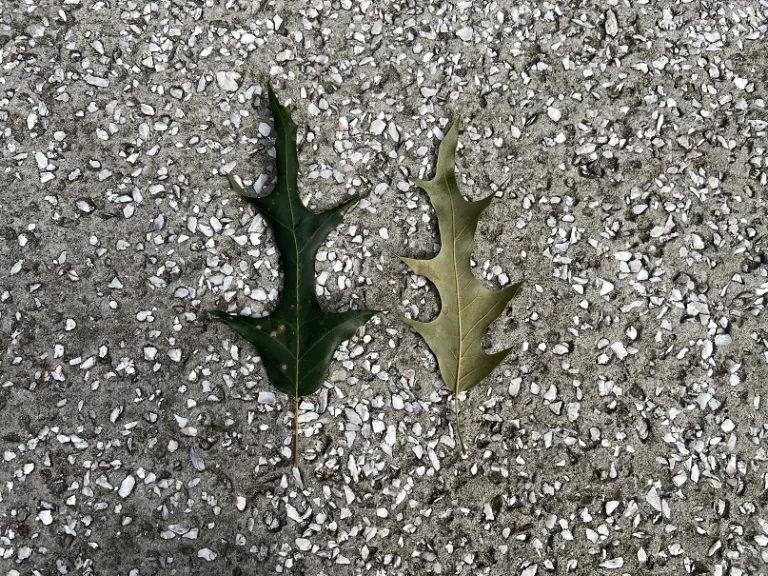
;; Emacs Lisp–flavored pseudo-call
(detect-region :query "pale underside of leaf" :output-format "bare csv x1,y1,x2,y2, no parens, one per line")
401,120,522,396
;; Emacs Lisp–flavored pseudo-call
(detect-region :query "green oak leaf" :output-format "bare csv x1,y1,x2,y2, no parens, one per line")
211,85,376,466
399,119,523,454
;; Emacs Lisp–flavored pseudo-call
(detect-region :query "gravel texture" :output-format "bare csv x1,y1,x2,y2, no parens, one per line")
2,0,768,574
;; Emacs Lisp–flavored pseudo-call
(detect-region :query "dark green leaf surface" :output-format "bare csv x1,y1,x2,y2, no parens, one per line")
212,86,375,399
400,120,523,396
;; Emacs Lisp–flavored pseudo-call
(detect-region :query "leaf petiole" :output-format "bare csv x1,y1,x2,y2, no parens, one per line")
455,392,467,456
293,395,300,468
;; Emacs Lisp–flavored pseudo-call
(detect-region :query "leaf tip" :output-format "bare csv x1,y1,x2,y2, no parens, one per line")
226,174,248,196
266,83,286,117
337,195,361,216
266,82,278,103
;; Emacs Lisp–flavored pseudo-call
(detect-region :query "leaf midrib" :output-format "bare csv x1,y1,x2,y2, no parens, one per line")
274,102,302,398
444,172,463,393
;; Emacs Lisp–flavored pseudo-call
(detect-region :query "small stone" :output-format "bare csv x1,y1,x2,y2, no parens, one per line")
599,279,615,296
714,334,732,347
35,151,48,170
611,342,628,360
197,548,217,561
76,199,95,213
216,71,241,92
118,475,136,498
547,106,562,122
646,486,662,512
388,122,400,142
456,26,474,41
605,9,618,37
84,74,109,87
600,558,624,569
370,119,386,135
275,49,293,62
296,538,312,551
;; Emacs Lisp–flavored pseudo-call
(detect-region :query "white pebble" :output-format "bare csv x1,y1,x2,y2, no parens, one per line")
296,538,312,551
600,558,624,569
599,279,614,296
388,122,400,142
84,74,109,87
456,26,474,41
646,486,662,511
35,151,48,170
714,334,732,346
215,71,241,92
610,342,628,360
553,344,570,355
275,49,293,62
118,475,136,498
547,106,562,122
38,509,53,525
370,119,386,135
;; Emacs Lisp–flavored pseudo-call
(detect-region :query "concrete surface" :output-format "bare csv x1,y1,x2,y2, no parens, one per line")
2,0,768,574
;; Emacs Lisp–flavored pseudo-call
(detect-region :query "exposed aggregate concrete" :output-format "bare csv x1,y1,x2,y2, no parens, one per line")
2,1,768,575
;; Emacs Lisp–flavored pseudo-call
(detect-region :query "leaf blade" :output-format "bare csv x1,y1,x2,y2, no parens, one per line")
212,86,376,404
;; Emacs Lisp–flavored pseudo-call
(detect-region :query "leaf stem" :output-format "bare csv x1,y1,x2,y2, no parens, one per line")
455,392,466,456
293,395,300,468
